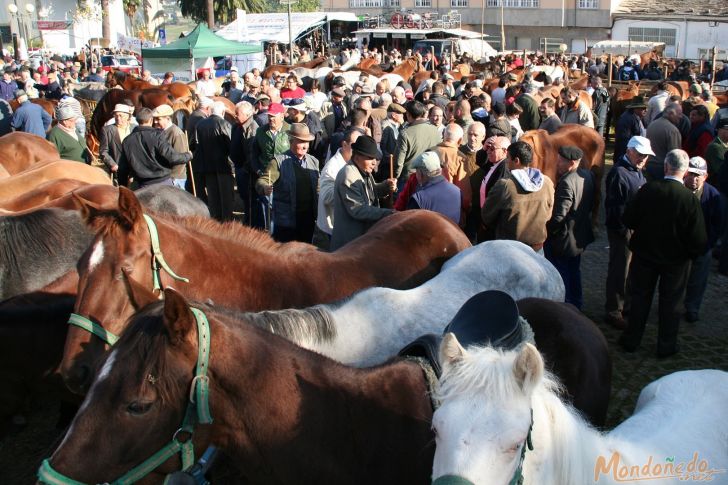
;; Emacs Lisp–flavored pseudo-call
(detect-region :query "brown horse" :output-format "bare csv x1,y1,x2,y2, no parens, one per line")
520,125,605,225
61,187,471,392
0,178,88,213
0,132,59,176
8,98,57,119
0,161,111,201
607,81,641,136
88,88,174,139
106,69,193,98
262,56,327,79
43,290,611,483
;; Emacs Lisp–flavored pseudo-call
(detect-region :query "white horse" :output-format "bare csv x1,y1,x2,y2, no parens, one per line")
431,336,728,485
243,240,564,367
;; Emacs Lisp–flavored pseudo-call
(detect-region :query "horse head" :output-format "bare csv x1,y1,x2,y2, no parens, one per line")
44,288,210,483
105,70,116,88
60,187,156,394
431,336,545,485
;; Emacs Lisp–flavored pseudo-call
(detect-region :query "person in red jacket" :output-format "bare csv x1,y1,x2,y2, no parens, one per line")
683,105,715,158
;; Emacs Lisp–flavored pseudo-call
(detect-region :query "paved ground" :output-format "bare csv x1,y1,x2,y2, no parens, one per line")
1,156,727,482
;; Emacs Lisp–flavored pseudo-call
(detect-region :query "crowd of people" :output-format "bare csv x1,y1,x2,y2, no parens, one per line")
4,43,727,359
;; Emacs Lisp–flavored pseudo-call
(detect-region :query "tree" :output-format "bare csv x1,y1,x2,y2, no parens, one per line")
178,0,269,25
266,0,320,13
123,0,141,35
101,0,110,41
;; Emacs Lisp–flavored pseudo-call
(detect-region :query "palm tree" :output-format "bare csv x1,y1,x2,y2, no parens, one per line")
123,0,140,35
101,0,110,41
179,0,269,25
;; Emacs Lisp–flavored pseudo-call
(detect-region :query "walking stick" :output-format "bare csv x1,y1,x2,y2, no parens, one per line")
187,161,197,197
265,168,273,234
389,154,394,182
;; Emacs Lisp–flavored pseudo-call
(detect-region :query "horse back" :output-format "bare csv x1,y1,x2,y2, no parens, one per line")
518,298,611,427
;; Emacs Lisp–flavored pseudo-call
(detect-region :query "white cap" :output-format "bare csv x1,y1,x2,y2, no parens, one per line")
627,136,655,156
411,151,442,173
687,156,708,175
199,97,214,109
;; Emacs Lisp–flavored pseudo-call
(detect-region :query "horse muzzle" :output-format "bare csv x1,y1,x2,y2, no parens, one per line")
432,475,476,485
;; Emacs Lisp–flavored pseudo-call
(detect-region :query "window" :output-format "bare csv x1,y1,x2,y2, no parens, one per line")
388,0,400,6
415,0,431,7
487,0,539,8
577,0,598,8
349,0,383,6
628,27,677,56
451,0,468,6
697,48,727,59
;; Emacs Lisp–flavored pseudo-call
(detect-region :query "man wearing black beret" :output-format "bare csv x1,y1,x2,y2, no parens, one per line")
545,145,595,310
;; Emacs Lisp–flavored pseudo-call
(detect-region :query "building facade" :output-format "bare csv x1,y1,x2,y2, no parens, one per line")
611,0,728,59
323,0,623,53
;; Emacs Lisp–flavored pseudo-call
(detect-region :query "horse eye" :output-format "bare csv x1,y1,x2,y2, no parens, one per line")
127,401,153,416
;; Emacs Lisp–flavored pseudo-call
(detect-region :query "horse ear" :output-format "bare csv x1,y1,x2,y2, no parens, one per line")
162,288,195,346
123,269,159,310
440,333,466,368
72,191,104,224
513,343,544,394
117,187,144,230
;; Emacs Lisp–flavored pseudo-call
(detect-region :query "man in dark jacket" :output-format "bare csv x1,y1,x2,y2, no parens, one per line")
194,101,234,221
619,149,707,358
603,136,651,328
99,103,134,174
682,157,722,322
545,146,594,309
117,108,192,188
0,69,18,101
614,96,647,160
255,123,320,243
230,100,259,225
516,84,540,132
186,97,213,197
590,76,610,137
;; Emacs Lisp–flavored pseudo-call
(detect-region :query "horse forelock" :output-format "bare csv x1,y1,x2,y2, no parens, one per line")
434,345,560,406
245,306,337,345
115,301,186,406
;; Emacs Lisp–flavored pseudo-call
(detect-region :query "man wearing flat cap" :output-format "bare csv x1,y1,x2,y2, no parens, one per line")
545,145,595,310
406,150,462,225
379,103,406,178
284,98,325,162
256,123,320,243
153,104,190,189
331,135,396,250
47,106,89,163
320,87,348,141
11,89,51,138
99,103,134,174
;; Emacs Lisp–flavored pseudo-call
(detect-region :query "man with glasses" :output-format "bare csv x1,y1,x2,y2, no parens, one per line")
603,136,652,329
463,135,508,242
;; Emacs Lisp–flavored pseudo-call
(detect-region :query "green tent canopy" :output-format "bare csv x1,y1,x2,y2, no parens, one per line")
142,23,261,59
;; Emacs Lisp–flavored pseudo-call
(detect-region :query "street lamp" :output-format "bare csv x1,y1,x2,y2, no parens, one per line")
279,0,297,66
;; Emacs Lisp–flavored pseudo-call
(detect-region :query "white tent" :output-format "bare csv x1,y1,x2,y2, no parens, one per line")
217,10,358,44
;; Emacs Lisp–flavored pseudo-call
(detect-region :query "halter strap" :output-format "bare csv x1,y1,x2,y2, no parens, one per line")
143,214,189,293
508,409,534,485
67,313,119,346
40,308,213,485
68,213,190,345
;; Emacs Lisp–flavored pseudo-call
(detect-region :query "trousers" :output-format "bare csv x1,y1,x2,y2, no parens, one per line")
621,254,690,355
203,172,235,222
605,229,632,317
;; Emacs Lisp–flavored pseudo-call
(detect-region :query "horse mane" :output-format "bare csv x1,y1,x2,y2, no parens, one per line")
239,306,337,345
0,208,91,278
435,345,598,485
433,345,562,406
161,214,292,253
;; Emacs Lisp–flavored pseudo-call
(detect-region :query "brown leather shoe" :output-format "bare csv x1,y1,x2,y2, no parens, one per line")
606,313,627,330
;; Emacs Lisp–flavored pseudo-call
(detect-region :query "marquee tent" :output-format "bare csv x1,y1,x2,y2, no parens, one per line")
142,23,264,81
217,11,358,45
